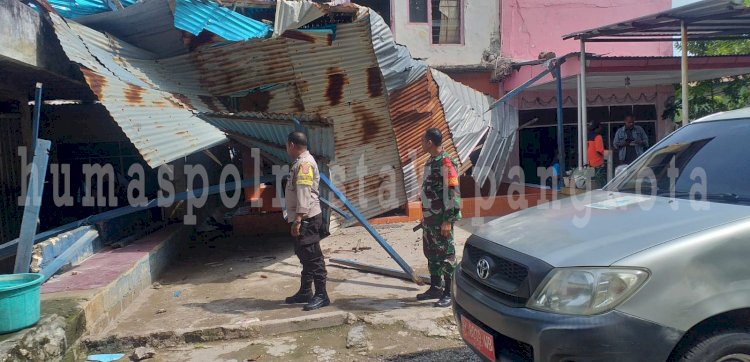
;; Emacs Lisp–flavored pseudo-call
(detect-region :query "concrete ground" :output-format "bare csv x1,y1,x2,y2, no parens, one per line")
146,323,473,361
89,218,493,360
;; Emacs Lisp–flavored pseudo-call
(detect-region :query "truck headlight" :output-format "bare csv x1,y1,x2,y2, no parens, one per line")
528,268,649,315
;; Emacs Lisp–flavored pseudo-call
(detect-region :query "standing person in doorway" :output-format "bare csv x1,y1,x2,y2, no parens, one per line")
417,128,462,308
283,131,329,311
587,121,608,187
613,114,649,166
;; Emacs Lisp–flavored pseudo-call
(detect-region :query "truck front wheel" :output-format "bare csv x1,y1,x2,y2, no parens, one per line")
679,332,750,362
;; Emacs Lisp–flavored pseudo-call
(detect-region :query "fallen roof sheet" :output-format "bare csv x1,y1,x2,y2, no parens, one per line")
46,0,120,19
430,68,518,187
273,0,326,37
174,0,271,41
201,112,336,162
75,0,190,57
388,71,462,201
472,102,518,190
430,68,492,164
49,13,228,167
369,11,428,94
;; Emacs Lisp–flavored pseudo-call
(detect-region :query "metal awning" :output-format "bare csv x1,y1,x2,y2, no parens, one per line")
564,0,750,42
560,0,750,169
523,55,750,90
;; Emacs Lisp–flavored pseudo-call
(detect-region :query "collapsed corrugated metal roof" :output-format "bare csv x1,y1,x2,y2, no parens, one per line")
49,13,228,168
37,0,518,220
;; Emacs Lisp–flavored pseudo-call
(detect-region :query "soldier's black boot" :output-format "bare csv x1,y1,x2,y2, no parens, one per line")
417,275,444,301
303,280,330,311
285,277,314,304
434,274,452,308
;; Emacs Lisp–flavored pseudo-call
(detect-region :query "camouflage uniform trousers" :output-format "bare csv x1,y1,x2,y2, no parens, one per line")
422,223,457,277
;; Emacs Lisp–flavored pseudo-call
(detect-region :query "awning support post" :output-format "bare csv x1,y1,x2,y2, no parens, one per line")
554,61,566,174
580,39,589,168
681,21,689,126
577,75,583,169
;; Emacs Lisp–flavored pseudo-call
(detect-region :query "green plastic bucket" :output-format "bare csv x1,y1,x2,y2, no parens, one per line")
0,273,44,334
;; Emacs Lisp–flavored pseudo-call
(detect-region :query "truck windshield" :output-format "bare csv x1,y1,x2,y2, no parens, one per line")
606,119,750,205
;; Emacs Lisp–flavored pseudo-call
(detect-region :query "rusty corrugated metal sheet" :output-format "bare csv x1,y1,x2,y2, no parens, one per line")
389,72,462,201
158,10,406,221
50,13,228,167
162,39,298,97
369,10,427,94
286,13,406,220
201,112,335,162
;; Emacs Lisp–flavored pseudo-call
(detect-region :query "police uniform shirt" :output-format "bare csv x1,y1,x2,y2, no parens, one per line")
285,150,321,219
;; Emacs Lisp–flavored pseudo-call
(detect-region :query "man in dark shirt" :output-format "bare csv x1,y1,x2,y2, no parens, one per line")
613,114,649,166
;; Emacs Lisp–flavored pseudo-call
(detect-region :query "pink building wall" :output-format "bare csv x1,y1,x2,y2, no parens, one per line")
501,0,673,61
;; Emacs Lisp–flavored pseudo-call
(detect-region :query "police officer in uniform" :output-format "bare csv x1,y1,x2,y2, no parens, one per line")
283,131,329,311
417,128,462,308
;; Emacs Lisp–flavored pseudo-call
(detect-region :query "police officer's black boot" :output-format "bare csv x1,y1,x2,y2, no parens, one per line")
303,280,330,311
285,276,314,304
434,274,452,308
417,275,444,301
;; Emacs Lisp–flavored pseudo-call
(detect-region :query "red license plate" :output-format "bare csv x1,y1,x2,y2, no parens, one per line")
461,315,496,361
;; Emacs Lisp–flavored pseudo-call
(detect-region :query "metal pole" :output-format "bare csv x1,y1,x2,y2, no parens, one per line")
319,173,420,284
555,64,566,175
577,75,583,169
330,258,430,284
580,39,589,167
32,83,42,148
681,21,689,126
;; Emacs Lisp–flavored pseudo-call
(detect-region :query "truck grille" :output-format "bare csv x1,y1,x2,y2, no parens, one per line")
461,236,554,307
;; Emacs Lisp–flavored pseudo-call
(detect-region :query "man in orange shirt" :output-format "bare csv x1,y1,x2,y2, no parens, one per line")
587,121,607,187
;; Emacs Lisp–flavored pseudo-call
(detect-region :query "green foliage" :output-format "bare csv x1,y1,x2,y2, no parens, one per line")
669,40,750,122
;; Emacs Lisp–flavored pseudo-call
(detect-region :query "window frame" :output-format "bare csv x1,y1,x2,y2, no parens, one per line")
428,0,465,46
407,0,429,24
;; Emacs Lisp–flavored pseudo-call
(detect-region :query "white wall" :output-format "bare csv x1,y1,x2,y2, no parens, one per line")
392,0,500,66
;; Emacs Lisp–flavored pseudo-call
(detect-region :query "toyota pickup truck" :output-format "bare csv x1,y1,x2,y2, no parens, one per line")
454,108,750,362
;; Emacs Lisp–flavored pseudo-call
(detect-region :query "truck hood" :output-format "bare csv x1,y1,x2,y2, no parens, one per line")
471,191,750,267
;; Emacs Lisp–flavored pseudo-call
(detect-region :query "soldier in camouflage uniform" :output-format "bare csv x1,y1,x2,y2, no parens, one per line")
417,128,462,308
